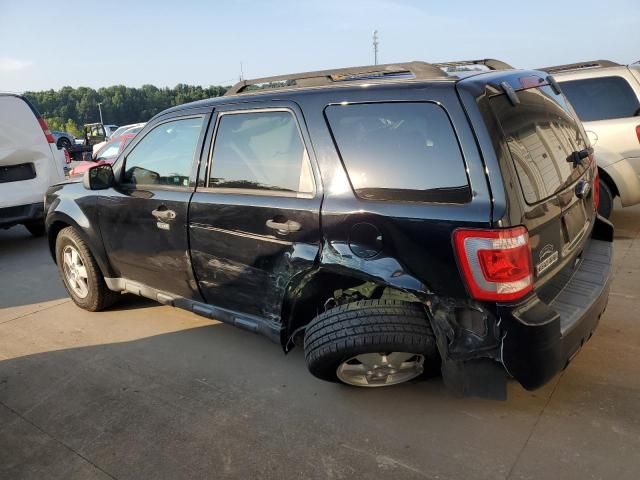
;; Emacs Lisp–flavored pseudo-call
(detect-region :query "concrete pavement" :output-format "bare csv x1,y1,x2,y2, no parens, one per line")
0,204,639,480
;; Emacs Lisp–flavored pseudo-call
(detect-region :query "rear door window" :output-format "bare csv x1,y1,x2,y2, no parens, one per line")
208,110,314,195
491,85,591,204
325,102,470,203
558,76,640,121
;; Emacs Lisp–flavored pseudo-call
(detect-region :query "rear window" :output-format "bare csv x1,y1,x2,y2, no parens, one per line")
491,85,591,204
559,76,640,121
325,102,470,203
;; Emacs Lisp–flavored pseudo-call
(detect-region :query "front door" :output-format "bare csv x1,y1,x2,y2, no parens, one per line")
189,104,322,323
98,113,209,299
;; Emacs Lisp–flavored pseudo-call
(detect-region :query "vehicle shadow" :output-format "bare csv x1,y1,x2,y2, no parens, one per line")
0,226,68,308
0,321,553,480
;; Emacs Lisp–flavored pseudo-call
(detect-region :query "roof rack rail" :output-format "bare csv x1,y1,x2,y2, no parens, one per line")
538,60,621,73
433,59,513,71
224,61,449,96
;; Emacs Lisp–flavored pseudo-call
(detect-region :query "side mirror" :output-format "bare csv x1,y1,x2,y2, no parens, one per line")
83,164,114,190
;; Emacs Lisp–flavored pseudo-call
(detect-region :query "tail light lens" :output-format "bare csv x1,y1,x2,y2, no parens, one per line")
453,227,533,302
37,117,55,143
636,125,640,144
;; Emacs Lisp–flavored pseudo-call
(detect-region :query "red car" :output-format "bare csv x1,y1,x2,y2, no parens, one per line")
68,133,136,177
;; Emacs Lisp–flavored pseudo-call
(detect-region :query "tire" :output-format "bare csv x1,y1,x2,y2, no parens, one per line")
57,137,71,150
24,221,45,237
304,299,440,387
597,179,614,219
55,226,119,311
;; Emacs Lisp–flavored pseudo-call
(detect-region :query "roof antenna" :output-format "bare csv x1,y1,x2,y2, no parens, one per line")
373,30,379,65
239,62,244,81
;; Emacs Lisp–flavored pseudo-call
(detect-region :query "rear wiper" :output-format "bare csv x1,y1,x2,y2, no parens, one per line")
567,147,593,168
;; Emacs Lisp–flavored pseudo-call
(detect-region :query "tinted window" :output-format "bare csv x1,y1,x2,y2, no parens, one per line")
123,116,203,187
209,110,314,194
491,85,591,204
559,76,640,121
325,102,470,203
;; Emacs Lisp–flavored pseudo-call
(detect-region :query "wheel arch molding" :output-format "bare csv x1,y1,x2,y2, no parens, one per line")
46,209,115,279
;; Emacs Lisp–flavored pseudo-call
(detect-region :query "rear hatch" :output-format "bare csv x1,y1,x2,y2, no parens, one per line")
0,95,65,208
488,79,597,291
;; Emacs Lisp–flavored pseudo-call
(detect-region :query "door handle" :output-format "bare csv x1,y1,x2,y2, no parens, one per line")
152,207,177,222
266,218,301,234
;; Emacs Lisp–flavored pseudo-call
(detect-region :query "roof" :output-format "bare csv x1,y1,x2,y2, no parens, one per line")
224,61,451,96
158,61,535,117
433,58,513,71
537,60,621,74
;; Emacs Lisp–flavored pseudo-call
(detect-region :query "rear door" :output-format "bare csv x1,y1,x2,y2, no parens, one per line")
489,84,596,285
189,102,322,323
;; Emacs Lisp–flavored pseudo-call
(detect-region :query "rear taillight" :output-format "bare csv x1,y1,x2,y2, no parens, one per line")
636,125,640,144
453,227,533,302
37,117,55,143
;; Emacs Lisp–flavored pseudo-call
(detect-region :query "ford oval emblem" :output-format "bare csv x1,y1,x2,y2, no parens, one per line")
575,180,591,199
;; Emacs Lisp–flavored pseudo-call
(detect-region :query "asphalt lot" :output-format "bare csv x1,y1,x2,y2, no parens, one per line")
0,204,639,480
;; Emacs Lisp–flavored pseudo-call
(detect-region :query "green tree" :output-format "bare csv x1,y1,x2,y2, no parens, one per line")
25,83,231,134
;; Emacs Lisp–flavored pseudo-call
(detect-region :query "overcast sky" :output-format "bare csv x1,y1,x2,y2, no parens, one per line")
1,0,638,92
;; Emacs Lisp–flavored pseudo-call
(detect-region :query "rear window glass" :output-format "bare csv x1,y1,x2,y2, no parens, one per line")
325,102,470,203
559,76,640,121
491,85,591,204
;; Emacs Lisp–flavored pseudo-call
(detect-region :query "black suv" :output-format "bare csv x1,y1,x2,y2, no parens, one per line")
45,60,613,398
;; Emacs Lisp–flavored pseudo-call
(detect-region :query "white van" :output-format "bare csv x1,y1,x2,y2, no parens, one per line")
0,94,66,236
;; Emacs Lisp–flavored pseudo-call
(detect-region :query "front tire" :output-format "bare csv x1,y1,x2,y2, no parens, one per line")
304,299,439,387
597,179,614,219
55,226,118,311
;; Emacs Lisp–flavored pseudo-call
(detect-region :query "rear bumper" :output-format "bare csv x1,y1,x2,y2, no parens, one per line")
499,217,614,390
0,202,44,228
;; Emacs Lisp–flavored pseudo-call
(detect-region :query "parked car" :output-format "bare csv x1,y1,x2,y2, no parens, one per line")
1,93,66,236
539,60,640,218
92,123,145,154
68,133,136,177
109,123,146,139
45,61,613,398
84,122,119,145
51,130,75,150
67,122,119,161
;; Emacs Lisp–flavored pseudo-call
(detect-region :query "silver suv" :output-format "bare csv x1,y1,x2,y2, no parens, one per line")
541,60,640,218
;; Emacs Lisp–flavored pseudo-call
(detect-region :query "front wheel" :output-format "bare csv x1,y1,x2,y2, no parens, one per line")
304,299,440,387
55,226,119,311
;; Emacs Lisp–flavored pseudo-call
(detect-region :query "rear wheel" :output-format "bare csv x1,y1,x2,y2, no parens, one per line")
304,299,439,387
57,137,71,150
598,179,614,219
55,226,119,311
